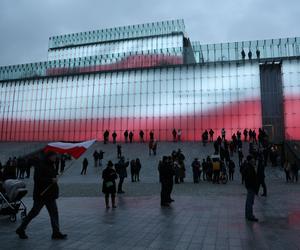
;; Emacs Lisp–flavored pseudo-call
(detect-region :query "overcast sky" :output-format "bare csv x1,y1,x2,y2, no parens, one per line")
0,0,299,66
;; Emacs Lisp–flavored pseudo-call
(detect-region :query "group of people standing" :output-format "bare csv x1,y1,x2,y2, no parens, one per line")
101,156,143,208
0,157,33,181
103,129,147,144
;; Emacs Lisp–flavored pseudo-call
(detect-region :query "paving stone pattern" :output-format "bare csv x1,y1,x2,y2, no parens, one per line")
0,141,299,250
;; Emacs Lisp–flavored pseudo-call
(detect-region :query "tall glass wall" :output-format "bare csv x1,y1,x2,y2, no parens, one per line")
48,34,183,61
48,19,185,50
282,59,300,140
0,62,261,141
193,37,300,63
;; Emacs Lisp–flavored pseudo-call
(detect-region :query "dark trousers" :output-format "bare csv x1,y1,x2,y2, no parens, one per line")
213,170,220,183
19,199,60,234
161,181,172,204
26,167,31,178
193,171,200,183
292,171,299,182
229,171,234,181
258,179,267,195
118,177,125,192
284,170,291,182
81,167,87,175
245,189,255,219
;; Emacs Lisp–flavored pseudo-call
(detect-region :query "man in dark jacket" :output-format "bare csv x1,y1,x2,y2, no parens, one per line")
159,157,175,207
257,153,267,196
16,151,67,240
244,155,259,222
116,157,129,193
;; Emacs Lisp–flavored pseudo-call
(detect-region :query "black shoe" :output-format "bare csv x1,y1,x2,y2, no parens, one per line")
246,217,259,222
261,194,267,197
168,199,175,203
161,203,170,207
16,228,28,239
52,232,67,240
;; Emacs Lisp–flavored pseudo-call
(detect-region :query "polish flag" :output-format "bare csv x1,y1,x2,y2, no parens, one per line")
44,139,96,159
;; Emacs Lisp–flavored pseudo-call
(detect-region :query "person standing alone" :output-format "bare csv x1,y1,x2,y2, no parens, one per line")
102,161,118,209
244,155,259,222
81,158,88,175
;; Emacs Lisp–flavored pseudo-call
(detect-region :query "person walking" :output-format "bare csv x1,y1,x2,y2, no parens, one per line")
16,151,67,240
102,161,118,209
81,158,88,175
244,155,259,222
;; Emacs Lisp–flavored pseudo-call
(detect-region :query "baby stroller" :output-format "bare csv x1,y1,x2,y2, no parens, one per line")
0,179,27,222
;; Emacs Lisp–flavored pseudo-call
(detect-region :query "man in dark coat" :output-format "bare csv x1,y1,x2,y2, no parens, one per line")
81,158,88,175
93,150,99,167
129,131,134,143
257,153,267,196
117,145,122,159
116,157,129,193
191,158,201,183
112,131,117,144
98,150,104,167
124,130,129,143
139,130,144,142
16,151,67,240
244,155,259,222
103,130,109,144
159,157,175,207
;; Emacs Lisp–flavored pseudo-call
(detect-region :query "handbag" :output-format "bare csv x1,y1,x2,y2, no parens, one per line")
105,181,113,188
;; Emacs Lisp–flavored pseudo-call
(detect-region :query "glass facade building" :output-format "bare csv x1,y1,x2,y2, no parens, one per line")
0,19,299,142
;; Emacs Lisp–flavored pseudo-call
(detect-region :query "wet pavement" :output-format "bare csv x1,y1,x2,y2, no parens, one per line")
0,142,299,249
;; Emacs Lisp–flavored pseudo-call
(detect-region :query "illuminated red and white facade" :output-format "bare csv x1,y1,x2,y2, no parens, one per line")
0,20,299,142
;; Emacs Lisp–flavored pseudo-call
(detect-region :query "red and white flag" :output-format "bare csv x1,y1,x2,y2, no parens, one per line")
44,139,96,159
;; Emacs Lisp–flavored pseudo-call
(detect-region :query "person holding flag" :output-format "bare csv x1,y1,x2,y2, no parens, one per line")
16,151,67,240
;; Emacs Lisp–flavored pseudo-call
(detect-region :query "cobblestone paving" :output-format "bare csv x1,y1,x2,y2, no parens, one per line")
0,142,299,249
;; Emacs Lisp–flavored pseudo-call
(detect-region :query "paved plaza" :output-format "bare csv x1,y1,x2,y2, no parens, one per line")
1,142,300,249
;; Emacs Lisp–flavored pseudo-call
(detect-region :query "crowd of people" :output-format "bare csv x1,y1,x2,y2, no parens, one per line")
0,127,298,240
